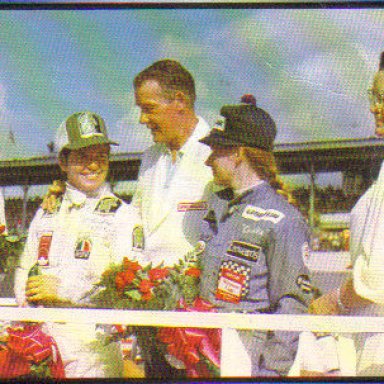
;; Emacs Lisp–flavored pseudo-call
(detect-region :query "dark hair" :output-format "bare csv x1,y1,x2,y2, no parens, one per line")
133,59,196,107
58,145,110,165
58,148,71,164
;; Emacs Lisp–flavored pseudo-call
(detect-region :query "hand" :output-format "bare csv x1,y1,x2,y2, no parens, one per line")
41,180,66,212
25,274,67,306
308,290,339,315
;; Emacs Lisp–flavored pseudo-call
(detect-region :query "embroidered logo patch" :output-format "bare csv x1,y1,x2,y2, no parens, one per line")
177,201,208,212
216,260,251,303
38,232,53,266
242,205,285,224
75,238,92,259
78,113,102,138
95,197,122,214
227,241,260,262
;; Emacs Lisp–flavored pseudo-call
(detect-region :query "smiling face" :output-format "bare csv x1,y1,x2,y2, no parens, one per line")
370,71,384,137
59,144,109,193
134,80,182,147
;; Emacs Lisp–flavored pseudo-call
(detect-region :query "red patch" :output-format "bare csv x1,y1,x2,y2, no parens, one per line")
177,201,208,212
38,233,53,266
215,268,245,304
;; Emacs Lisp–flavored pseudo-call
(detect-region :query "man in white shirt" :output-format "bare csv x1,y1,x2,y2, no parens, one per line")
131,59,213,268
309,52,384,376
131,60,214,378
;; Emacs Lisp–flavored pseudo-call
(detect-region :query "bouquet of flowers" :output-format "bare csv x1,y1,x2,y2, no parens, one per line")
90,249,201,311
90,243,221,378
0,323,65,379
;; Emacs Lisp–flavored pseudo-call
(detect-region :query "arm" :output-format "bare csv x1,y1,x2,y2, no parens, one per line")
258,218,315,376
309,185,378,315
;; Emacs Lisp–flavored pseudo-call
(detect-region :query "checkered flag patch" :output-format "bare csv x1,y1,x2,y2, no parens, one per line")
220,260,251,297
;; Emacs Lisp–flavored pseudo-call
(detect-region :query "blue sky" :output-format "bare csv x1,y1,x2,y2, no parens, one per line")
0,7,384,161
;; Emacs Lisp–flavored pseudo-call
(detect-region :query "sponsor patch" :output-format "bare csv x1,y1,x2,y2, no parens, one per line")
37,232,53,266
216,260,251,303
227,240,260,262
75,238,92,259
242,205,285,224
296,274,313,294
95,197,122,214
132,225,145,252
177,201,208,212
78,113,102,138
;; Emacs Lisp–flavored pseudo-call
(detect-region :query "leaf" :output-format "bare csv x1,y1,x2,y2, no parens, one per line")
142,262,153,273
125,289,142,301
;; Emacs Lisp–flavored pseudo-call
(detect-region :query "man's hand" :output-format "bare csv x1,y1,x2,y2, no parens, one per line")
41,180,66,212
26,275,69,306
308,289,340,315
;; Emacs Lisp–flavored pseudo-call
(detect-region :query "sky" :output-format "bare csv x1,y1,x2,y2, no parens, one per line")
0,6,383,162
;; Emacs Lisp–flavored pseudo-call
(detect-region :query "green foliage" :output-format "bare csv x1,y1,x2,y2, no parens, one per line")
89,252,201,311
29,357,53,378
0,233,26,274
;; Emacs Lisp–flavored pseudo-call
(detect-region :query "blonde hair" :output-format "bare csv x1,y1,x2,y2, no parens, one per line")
242,147,297,205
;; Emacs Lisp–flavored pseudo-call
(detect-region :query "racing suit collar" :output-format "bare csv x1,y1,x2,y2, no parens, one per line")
65,182,111,208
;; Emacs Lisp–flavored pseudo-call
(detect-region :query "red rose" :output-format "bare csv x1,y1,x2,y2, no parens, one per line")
148,268,169,282
115,275,126,291
115,270,135,290
138,279,153,294
0,224,5,234
141,291,153,301
123,258,142,272
185,267,201,278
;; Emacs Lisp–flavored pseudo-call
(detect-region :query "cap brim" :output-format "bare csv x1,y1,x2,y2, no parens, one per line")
64,137,119,151
199,131,240,147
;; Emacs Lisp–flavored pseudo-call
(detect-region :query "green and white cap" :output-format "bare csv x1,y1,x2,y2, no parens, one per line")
55,111,118,154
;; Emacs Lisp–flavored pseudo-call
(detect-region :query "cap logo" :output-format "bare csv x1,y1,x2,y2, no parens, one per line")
213,116,226,131
78,113,103,138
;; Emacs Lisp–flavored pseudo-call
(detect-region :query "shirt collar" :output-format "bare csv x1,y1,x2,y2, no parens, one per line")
65,183,111,209
229,181,267,207
162,116,208,157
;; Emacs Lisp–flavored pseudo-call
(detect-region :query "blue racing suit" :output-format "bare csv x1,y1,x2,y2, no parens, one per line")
198,182,316,376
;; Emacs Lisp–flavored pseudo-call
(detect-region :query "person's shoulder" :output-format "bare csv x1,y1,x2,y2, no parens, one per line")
248,184,307,227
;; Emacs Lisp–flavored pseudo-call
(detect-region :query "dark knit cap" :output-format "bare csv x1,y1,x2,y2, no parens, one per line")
199,95,277,151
